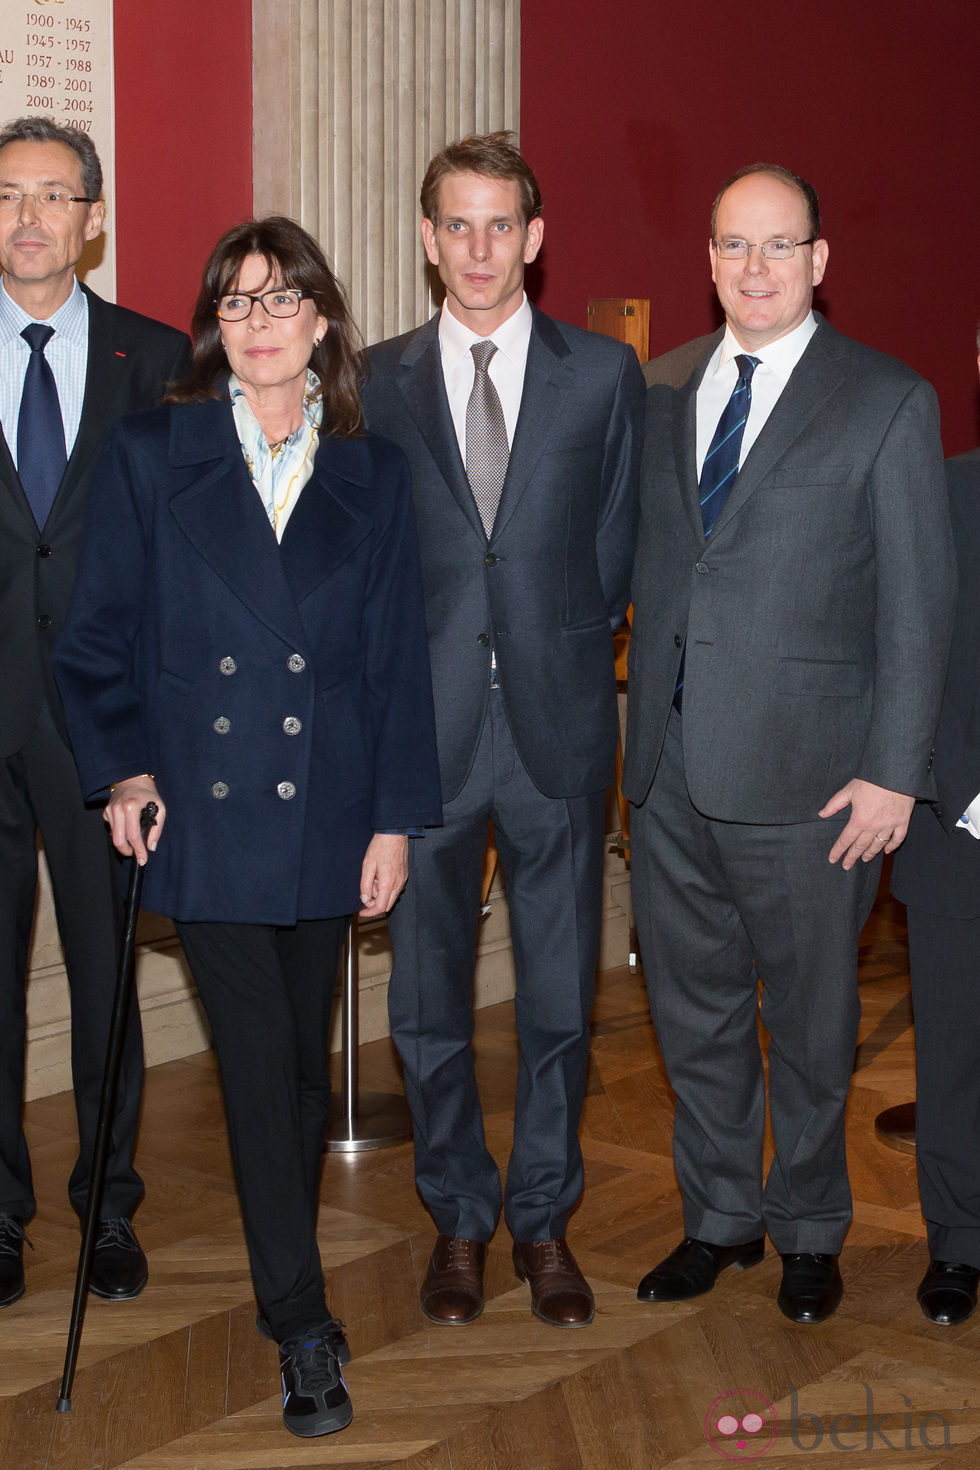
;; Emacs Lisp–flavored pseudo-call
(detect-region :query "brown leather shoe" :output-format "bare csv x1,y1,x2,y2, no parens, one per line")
419,1234,488,1324
512,1237,595,1327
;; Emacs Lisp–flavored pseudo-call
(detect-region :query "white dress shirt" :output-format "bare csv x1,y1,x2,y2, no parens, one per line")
437,293,532,459
696,312,818,480
0,276,89,464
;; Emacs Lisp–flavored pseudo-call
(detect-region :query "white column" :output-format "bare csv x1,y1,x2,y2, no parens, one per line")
252,0,521,343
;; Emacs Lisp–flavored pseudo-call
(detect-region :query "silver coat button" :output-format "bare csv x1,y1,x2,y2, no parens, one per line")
210,781,229,799
277,781,296,800
287,654,306,673
283,716,302,735
213,716,231,733
219,656,237,675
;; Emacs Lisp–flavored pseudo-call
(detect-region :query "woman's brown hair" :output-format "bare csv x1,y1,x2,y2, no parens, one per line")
166,216,364,437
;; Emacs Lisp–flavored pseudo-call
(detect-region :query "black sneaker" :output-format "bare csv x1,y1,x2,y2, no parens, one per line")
257,1307,351,1365
279,1326,353,1437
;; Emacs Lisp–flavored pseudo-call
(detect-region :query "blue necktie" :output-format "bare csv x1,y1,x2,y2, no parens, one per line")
699,353,759,535
18,323,67,529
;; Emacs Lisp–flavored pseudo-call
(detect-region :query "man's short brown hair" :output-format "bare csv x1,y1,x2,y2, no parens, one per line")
420,131,542,227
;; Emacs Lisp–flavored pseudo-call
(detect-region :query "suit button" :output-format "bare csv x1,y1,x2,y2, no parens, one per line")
674,634,683,647
210,781,229,799
213,716,231,733
219,656,237,675
485,553,498,566
695,561,708,574
37,614,52,629
477,633,490,646
37,544,51,557
283,716,302,735
287,653,306,673
277,781,296,800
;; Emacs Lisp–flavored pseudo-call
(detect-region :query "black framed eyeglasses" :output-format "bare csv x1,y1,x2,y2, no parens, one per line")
215,288,305,322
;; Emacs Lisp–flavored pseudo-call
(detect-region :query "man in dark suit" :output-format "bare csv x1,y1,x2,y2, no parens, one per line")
624,163,953,1324
362,133,643,1328
892,343,980,1325
0,116,188,1308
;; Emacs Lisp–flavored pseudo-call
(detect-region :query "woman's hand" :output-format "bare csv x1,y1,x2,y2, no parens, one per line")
103,776,166,865
358,833,409,917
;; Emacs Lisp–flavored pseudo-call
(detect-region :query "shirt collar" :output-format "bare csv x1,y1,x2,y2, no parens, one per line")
438,292,533,371
0,274,86,345
718,311,817,379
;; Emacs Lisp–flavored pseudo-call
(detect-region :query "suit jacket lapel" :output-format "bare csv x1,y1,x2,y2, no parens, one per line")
166,402,309,649
490,309,573,541
0,427,35,532
396,318,486,540
674,366,704,544
45,287,129,530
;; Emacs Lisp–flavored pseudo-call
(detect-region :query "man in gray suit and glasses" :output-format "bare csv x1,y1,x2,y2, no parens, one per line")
625,162,953,1324
363,132,643,1330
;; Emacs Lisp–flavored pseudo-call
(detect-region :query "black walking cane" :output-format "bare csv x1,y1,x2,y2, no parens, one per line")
56,800,158,1414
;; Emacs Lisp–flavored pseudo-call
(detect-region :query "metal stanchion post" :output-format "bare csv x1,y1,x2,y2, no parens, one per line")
325,916,413,1152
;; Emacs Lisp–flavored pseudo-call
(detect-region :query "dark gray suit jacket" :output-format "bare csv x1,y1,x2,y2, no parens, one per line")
892,450,980,917
0,283,189,758
624,317,955,821
362,307,645,801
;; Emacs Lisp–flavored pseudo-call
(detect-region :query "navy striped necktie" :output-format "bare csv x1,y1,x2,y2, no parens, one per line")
699,353,759,535
18,322,67,529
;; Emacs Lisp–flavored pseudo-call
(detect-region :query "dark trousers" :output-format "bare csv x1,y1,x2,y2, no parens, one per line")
387,690,605,1243
630,708,879,1253
907,905,980,1268
0,698,144,1222
175,915,348,1341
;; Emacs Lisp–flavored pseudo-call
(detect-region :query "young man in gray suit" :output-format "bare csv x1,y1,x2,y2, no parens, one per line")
624,163,953,1324
891,338,980,1326
0,117,188,1309
362,133,644,1328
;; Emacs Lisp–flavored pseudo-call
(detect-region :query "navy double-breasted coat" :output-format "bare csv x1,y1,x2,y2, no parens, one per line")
54,397,442,924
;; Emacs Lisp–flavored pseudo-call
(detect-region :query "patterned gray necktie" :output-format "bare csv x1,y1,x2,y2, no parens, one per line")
465,339,509,535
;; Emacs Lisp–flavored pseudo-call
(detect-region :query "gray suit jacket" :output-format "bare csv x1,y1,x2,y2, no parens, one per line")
362,307,645,802
892,450,980,917
624,316,955,821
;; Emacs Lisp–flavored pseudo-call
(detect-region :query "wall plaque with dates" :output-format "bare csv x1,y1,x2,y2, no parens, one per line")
0,0,113,296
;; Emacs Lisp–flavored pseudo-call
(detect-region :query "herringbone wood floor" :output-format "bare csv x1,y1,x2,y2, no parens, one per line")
3,883,977,1468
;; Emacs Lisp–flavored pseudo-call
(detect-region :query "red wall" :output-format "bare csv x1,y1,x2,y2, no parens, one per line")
521,0,980,453
113,0,252,334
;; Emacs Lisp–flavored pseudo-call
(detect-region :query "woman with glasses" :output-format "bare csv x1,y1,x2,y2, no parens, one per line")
53,216,441,1441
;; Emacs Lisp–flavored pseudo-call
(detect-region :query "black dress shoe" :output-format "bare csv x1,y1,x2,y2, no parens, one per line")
778,1252,842,1323
256,1308,351,1364
88,1217,148,1300
0,1215,28,1307
637,1235,765,1301
917,1260,979,1325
